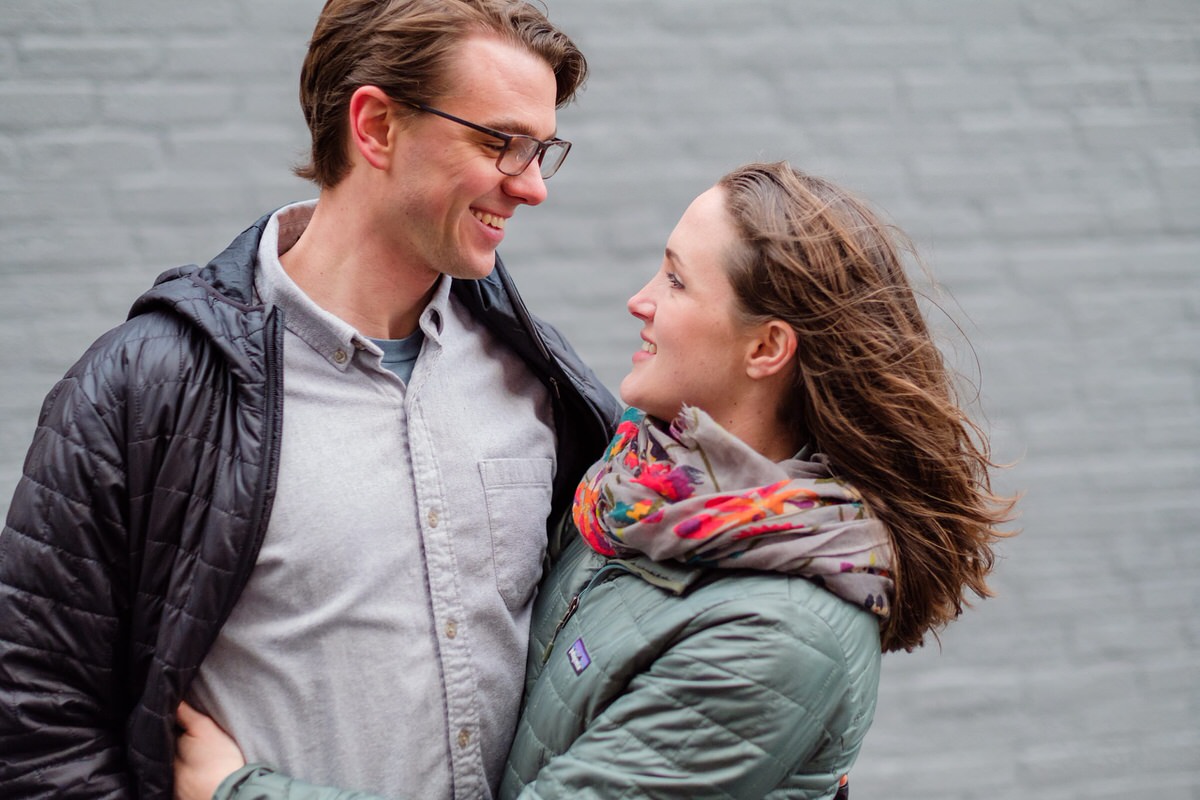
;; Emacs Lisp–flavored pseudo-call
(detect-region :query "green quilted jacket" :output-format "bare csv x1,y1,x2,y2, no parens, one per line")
214,532,882,800
499,530,882,799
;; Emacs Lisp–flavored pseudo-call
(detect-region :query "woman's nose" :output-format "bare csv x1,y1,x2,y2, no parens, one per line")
627,283,654,320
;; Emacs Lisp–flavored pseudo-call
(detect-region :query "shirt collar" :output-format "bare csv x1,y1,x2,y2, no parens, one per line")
419,269,451,343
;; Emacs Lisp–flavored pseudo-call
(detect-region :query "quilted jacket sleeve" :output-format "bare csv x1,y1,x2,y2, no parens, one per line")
515,594,868,800
213,765,392,800
0,342,135,796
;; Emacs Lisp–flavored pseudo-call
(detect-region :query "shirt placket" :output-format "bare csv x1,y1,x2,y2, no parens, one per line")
407,393,486,799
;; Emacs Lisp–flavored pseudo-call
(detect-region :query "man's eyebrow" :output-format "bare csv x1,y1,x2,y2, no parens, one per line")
487,117,559,140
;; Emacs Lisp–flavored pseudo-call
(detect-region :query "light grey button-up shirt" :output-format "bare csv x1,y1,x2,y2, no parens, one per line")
189,201,557,799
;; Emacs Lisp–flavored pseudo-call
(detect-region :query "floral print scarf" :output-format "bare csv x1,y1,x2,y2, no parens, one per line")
573,406,894,618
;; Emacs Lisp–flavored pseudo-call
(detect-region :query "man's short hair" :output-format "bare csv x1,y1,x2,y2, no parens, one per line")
295,0,588,188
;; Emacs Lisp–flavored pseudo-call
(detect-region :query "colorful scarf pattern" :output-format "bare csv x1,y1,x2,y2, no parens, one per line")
573,406,894,618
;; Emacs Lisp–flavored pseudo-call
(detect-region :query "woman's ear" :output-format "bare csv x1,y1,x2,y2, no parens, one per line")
348,85,396,171
745,320,797,380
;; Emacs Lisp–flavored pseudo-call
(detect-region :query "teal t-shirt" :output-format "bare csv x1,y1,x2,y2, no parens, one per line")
370,330,424,383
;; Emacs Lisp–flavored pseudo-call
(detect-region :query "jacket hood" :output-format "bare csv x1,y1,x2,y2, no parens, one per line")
125,215,274,382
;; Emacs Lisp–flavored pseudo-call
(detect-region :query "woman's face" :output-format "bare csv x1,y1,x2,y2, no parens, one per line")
619,186,758,423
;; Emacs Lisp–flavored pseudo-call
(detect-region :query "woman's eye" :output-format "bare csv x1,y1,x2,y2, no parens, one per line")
666,272,684,289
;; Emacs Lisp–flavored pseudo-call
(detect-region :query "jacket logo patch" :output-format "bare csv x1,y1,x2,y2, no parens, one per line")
567,638,591,674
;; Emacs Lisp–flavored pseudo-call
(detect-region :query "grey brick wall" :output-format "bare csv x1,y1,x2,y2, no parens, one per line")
2,2,1198,797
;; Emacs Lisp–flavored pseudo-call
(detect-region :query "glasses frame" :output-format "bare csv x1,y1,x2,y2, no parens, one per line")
407,102,571,179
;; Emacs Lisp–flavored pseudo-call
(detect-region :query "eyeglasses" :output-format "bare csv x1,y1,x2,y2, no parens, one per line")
408,103,571,179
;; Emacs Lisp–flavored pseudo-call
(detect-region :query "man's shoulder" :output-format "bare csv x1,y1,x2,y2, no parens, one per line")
452,260,619,414
63,270,267,397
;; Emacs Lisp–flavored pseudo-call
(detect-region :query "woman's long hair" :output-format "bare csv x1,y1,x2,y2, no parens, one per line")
718,162,1016,652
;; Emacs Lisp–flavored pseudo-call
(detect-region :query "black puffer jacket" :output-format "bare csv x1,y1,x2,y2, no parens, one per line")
0,214,619,799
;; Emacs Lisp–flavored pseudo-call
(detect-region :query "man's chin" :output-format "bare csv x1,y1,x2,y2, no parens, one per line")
441,257,496,281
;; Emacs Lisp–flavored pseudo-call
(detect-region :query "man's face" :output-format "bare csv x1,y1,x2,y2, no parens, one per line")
385,34,560,281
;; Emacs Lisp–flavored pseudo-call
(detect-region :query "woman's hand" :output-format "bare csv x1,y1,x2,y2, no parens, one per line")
174,701,246,800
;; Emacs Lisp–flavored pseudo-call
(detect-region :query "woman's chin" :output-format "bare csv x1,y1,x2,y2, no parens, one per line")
617,376,637,409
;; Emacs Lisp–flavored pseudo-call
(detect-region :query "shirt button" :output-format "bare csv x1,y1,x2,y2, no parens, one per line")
427,509,439,528
457,729,471,748
445,620,457,639
333,348,348,364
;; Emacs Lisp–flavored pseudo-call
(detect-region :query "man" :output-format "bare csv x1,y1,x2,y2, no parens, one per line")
0,1,619,797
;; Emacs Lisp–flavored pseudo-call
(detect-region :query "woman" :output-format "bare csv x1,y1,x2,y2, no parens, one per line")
175,162,1014,799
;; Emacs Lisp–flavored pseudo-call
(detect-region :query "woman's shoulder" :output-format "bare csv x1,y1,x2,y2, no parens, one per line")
677,567,877,622
666,570,883,674
612,568,883,765
547,540,883,680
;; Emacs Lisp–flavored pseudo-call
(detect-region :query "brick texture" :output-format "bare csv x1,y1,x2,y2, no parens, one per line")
2,1,1197,796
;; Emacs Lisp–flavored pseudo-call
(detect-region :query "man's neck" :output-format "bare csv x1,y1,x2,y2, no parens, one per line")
279,194,440,339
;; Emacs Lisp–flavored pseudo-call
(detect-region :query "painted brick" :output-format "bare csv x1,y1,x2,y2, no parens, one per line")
0,84,97,131
0,0,93,30
0,135,15,174
21,132,163,178
17,35,162,79
964,31,1078,66
1024,64,1148,108
1146,64,1200,106
902,69,1024,112
164,39,309,81
0,38,15,74
98,84,239,125
1080,29,1200,63
1076,107,1199,151
90,0,241,33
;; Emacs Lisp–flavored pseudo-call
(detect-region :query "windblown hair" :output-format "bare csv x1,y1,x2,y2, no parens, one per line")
718,161,1016,653
295,0,587,188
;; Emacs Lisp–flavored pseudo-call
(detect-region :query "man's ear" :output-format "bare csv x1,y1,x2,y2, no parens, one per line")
745,320,797,380
348,85,397,170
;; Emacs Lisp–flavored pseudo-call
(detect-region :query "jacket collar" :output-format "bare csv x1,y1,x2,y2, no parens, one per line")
606,555,710,595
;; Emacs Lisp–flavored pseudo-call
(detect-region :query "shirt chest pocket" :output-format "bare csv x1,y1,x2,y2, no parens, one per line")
479,458,554,611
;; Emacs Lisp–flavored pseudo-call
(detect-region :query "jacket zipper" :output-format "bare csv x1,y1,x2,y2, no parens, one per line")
495,260,564,403
541,562,632,663
541,594,580,663
222,306,284,629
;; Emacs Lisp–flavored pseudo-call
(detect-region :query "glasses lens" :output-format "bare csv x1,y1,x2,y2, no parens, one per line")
497,137,540,176
538,141,570,179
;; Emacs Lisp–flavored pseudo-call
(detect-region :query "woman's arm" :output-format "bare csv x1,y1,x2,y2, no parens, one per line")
211,766,388,800
174,704,388,800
